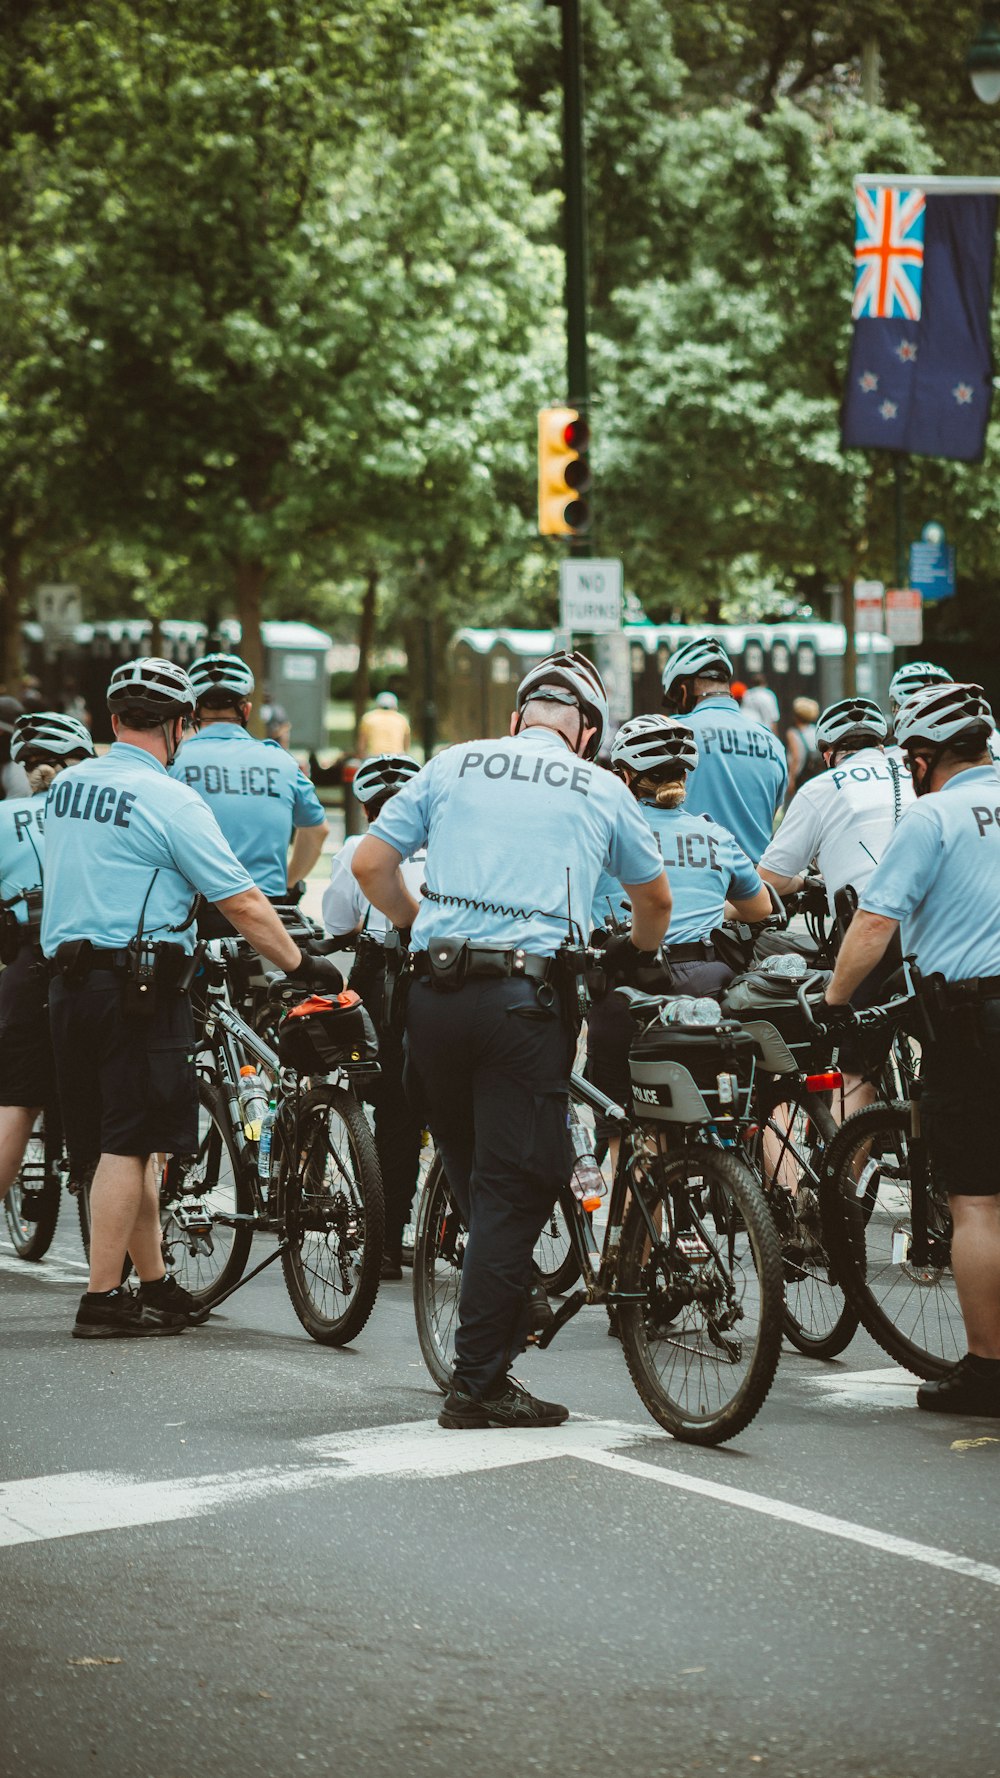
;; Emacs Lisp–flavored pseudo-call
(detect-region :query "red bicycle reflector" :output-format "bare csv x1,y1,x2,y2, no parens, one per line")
805,1071,843,1093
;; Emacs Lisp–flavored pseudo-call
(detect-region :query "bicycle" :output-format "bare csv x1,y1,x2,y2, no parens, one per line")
413,985,785,1446
156,941,385,1345
3,1107,68,1261
816,980,964,1380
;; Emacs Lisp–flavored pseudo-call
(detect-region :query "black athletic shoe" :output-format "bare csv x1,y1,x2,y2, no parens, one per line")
72,1288,186,1340
138,1274,211,1326
380,1251,404,1282
916,1356,1000,1417
438,1375,569,1430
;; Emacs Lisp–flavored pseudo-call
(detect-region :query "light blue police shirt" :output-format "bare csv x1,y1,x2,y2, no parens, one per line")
592,804,760,946
41,744,255,956
368,729,664,957
170,724,325,897
860,766,1000,981
683,695,787,863
0,794,45,924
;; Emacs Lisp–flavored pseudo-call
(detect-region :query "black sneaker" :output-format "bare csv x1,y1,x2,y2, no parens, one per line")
916,1356,1000,1417
73,1288,187,1340
138,1274,211,1326
380,1251,404,1282
438,1374,569,1430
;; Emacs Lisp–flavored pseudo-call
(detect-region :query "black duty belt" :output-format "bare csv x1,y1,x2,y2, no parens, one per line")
665,939,717,965
413,946,553,984
50,946,131,976
942,974,1000,1002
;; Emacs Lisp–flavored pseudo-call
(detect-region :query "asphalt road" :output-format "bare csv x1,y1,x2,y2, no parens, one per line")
3,1205,999,1778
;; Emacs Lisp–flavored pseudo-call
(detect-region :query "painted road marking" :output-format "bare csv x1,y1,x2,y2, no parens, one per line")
0,1247,89,1285
3,1416,1000,1589
801,1364,920,1410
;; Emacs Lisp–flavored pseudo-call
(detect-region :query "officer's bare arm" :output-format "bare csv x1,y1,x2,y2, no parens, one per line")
758,866,803,897
825,909,898,1004
352,836,421,931
215,886,304,972
726,886,775,923
621,871,672,952
287,819,330,891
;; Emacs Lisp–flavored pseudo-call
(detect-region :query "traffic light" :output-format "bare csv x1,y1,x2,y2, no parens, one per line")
538,406,591,536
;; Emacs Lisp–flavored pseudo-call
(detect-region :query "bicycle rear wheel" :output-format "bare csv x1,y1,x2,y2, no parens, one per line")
617,1144,783,1445
747,1087,859,1360
819,1102,962,1379
533,1192,583,1293
412,1151,465,1392
3,1112,60,1261
158,1079,254,1305
280,1085,384,1345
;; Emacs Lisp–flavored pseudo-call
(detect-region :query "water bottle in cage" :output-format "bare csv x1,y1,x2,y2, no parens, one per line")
568,1105,605,1211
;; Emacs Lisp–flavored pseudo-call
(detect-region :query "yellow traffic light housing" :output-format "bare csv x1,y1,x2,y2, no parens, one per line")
538,406,591,536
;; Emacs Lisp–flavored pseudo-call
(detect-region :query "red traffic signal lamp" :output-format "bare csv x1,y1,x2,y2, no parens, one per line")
538,406,591,536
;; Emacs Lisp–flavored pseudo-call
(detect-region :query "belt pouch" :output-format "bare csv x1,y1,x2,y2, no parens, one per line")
426,938,469,992
55,938,94,988
121,942,158,1019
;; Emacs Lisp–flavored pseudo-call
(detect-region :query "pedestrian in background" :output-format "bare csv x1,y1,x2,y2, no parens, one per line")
785,696,821,800
741,672,781,734
358,691,411,758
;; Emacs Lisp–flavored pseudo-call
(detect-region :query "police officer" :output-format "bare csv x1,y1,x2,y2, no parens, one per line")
42,658,342,1339
323,753,426,1279
888,659,1000,771
661,637,786,861
759,696,913,1116
353,650,670,1429
587,713,771,1164
825,683,1000,1417
171,654,329,917
0,713,95,1207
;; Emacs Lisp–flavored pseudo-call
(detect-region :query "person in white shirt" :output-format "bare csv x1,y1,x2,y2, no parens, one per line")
323,753,426,1279
740,674,781,734
758,696,913,1115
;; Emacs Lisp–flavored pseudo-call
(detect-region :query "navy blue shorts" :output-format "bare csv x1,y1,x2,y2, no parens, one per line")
0,946,53,1108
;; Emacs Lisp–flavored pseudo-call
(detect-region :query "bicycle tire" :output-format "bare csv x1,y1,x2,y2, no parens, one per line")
280,1084,384,1345
617,1144,783,1445
158,1078,254,1305
533,1191,583,1293
819,1101,962,1380
3,1112,60,1261
412,1151,465,1392
747,1088,859,1360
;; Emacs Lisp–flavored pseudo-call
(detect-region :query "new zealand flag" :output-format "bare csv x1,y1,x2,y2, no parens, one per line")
841,185,998,463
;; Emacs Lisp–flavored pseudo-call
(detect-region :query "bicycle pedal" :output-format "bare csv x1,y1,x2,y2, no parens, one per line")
535,1289,587,1350
675,1233,710,1265
17,1189,47,1219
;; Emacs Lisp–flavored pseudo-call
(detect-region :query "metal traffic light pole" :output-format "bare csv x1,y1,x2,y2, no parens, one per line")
551,0,591,558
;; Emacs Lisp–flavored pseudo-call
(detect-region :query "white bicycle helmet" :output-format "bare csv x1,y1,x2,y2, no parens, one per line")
894,681,994,751
888,659,952,716
815,697,888,752
352,753,420,806
610,714,699,776
106,657,195,718
10,711,96,763
661,636,733,704
189,653,256,704
514,650,609,760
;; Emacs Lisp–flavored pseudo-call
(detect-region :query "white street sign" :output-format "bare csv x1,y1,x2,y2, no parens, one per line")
885,588,923,646
559,559,623,633
35,583,82,639
853,578,884,634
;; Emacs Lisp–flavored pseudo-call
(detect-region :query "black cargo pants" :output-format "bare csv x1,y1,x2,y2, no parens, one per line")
405,976,574,1399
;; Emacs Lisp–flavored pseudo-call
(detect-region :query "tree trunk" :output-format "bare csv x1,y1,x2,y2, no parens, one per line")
353,564,378,748
235,559,268,736
0,540,25,692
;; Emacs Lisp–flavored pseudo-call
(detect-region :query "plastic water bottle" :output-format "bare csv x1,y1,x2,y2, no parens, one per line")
237,1066,269,1142
257,1096,277,1189
568,1107,605,1211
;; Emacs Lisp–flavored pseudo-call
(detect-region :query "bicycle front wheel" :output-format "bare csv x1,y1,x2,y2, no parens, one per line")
412,1151,466,1392
158,1079,254,1305
3,1112,60,1261
747,1087,859,1360
819,1102,962,1379
280,1085,384,1345
617,1144,784,1445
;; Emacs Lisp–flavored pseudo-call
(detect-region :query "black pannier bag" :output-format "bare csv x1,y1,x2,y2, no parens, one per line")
720,954,832,1072
628,1018,760,1125
278,989,379,1074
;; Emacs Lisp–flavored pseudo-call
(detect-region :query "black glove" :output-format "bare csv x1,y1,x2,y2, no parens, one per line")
601,932,660,987
288,952,344,995
814,999,855,1031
